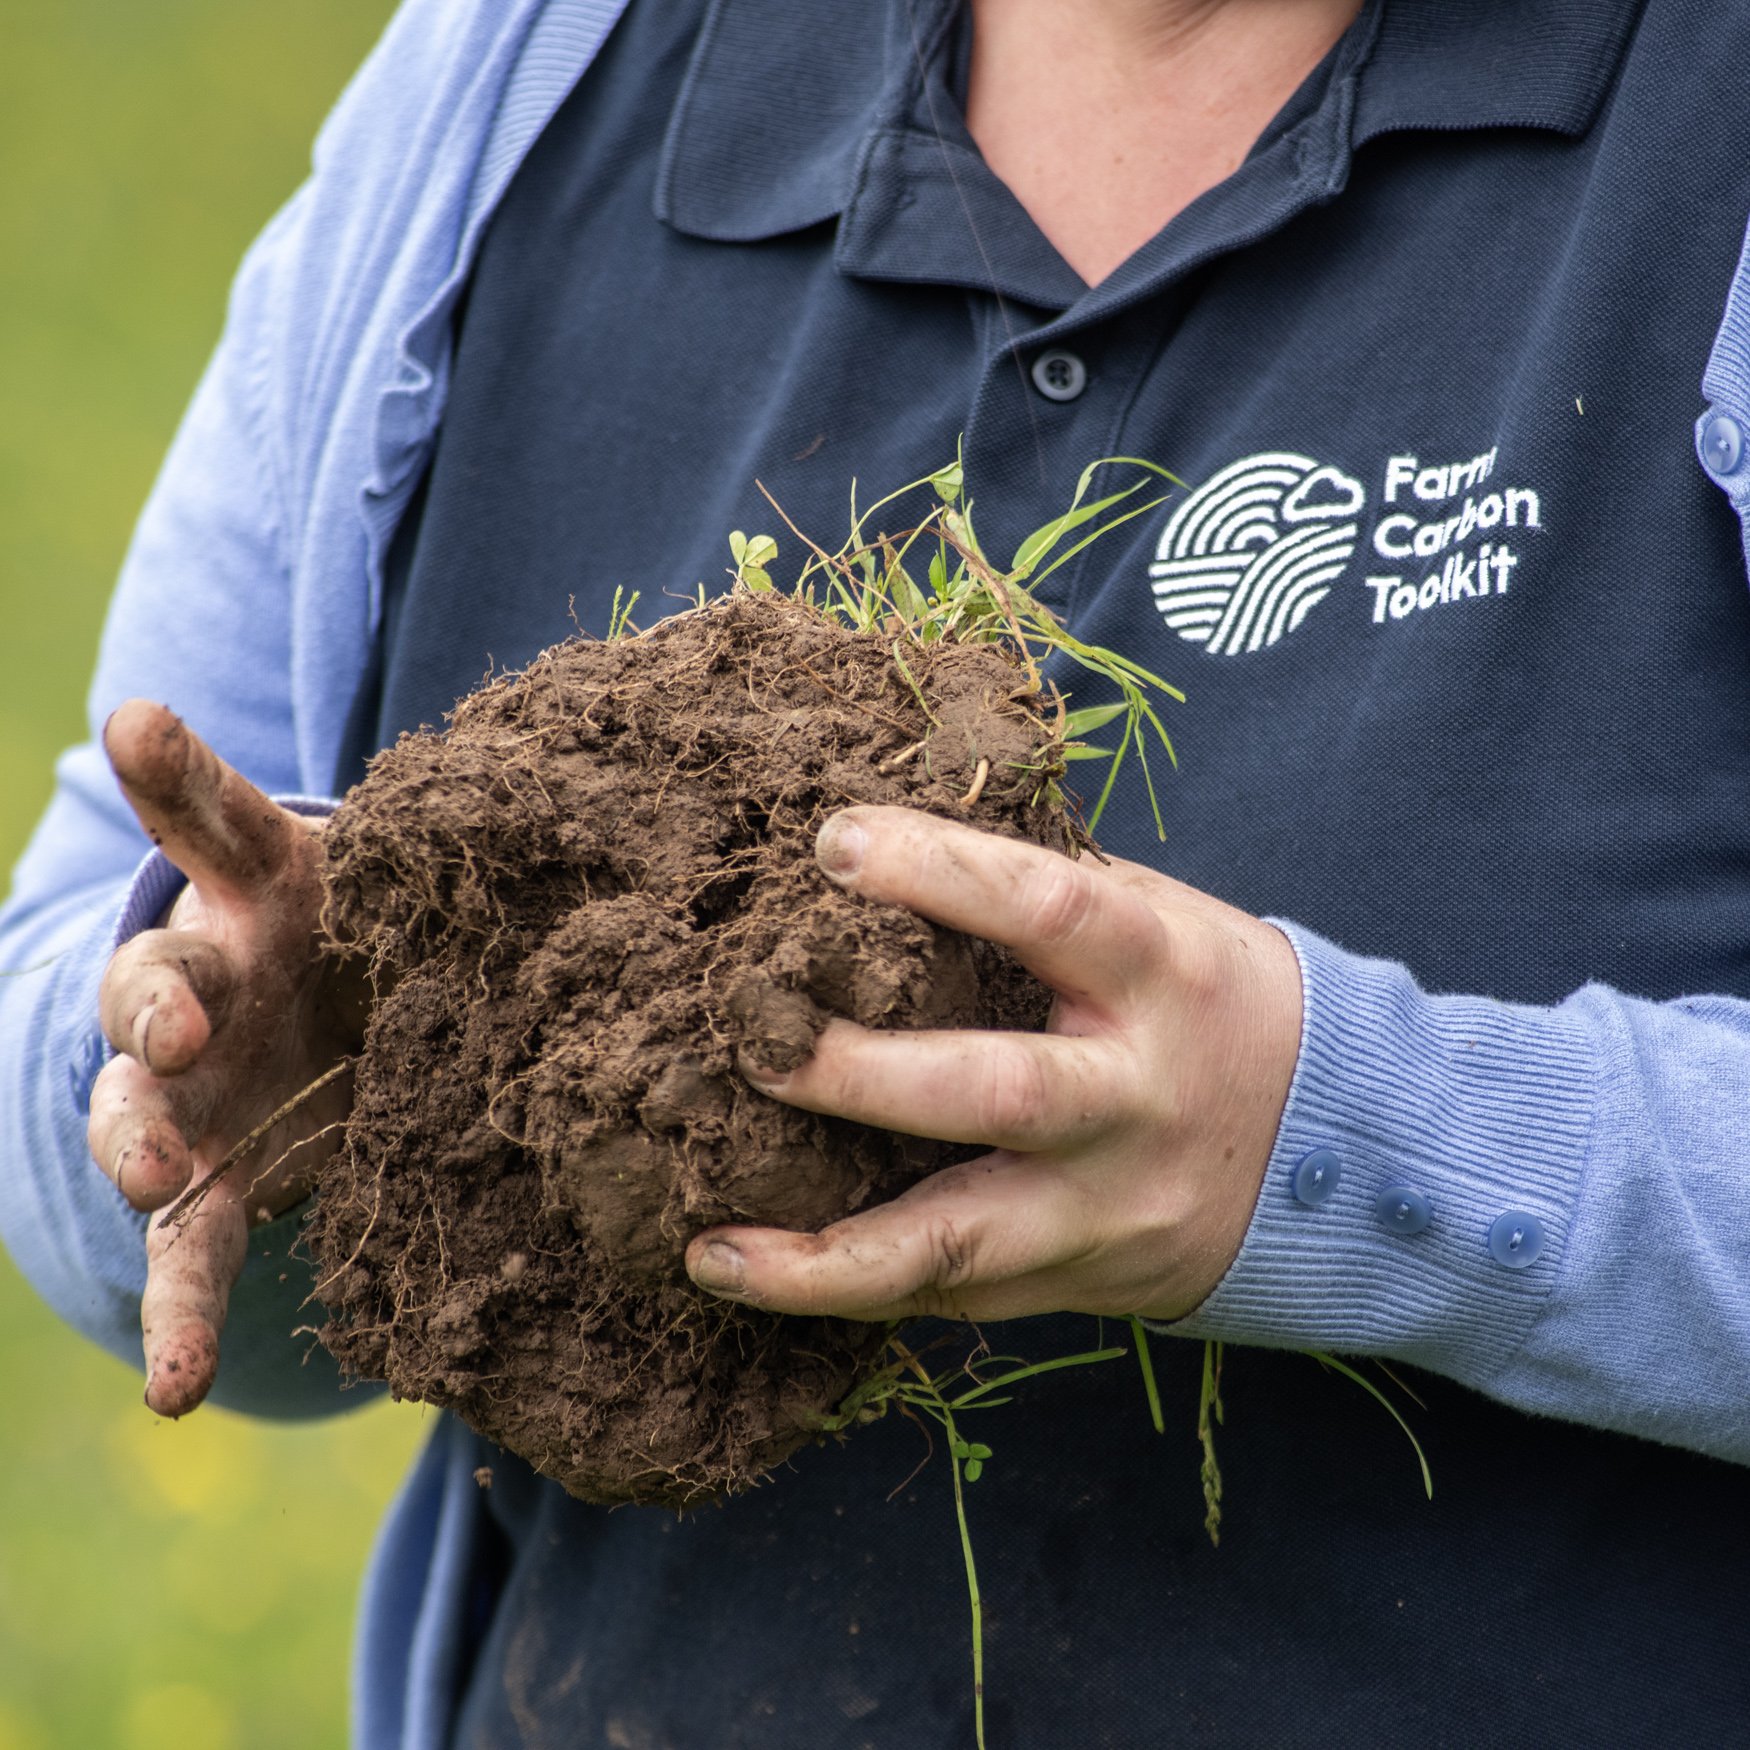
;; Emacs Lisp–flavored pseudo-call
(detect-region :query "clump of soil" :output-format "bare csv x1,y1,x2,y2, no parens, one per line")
308,590,1078,1507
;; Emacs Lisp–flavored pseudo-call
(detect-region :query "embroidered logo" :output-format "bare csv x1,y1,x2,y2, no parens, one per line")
1148,453,1364,656
1148,445,1543,653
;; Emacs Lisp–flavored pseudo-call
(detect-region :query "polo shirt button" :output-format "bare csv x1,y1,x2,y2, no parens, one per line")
1487,1210,1545,1269
1030,349,1087,402
1290,1148,1341,1206
1375,1185,1432,1235
1700,410,1745,479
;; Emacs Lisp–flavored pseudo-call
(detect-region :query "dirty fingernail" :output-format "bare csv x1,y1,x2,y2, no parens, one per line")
816,816,867,879
737,1047,787,1090
690,1241,747,1297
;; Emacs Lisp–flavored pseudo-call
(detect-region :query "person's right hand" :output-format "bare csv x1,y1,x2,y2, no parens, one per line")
88,701,364,1416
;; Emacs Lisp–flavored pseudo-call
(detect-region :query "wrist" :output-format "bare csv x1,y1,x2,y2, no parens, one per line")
1164,920,1597,1389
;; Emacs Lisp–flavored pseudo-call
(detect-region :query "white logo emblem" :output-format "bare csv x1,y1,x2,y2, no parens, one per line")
1148,452,1365,655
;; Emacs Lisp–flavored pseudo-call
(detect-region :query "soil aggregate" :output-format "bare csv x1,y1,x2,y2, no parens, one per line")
308,590,1079,1506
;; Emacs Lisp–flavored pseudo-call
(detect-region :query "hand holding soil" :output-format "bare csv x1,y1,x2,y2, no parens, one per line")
687,804,1304,1324
91,476,1210,1507
89,701,362,1417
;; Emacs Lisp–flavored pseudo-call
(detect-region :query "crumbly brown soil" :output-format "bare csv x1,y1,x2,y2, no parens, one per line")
308,590,1077,1507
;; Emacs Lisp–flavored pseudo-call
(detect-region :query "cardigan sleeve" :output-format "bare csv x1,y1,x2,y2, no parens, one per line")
0,0,623,1419
1171,921,1750,1466
0,154,372,1415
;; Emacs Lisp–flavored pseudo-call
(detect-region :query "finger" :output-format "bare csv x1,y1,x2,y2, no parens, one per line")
815,806,1168,1006
99,930,237,1074
104,699,298,900
686,1156,1099,1322
746,1019,1119,1152
141,1192,248,1417
88,1054,208,1210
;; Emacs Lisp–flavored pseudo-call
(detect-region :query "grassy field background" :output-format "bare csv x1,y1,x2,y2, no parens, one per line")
0,7,427,1747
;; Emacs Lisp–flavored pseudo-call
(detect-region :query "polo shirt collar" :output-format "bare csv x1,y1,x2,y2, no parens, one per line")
653,0,931,243
1353,0,1647,144
655,0,1647,271
656,0,1094,305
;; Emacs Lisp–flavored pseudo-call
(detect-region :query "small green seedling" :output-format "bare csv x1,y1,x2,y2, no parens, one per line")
727,529,779,592
816,1332,1132,1750
606,584,642,641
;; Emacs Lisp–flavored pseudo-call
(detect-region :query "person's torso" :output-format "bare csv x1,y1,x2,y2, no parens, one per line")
347,0,1750,1741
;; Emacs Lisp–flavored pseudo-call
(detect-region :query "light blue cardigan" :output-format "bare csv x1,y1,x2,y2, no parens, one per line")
6,2,1750,1741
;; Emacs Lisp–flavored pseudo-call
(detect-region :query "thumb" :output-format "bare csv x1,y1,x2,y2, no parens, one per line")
104,700,300,902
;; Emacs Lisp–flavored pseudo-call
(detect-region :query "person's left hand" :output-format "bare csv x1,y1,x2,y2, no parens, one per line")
684,805,1303,1325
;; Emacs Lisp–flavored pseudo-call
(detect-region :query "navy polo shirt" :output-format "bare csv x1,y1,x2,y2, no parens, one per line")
352,0,1750,1742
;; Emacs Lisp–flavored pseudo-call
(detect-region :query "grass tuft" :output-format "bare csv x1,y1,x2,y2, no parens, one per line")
736,452,1188,835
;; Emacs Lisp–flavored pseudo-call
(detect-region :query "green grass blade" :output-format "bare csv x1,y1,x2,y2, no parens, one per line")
1012,480,1151,575
1088,453,1187,489
1050,638,1188,707
1128,1316,1165,1436
606,586,641,640
1133,726,1168,840
1063,702,1128,735
1134,696,1180,768
944,1413,987,1750
890,640,940,726
1310,1352,1434,1499
1032,495,1169,585
948,1346,1129,1410
1086,715,1133,831
848,468,951,540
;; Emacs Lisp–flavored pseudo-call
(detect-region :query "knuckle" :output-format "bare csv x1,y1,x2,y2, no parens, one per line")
98,950,148,1051
140,984,213,1075
931,1215,973,1286
100,932,201,1059
1061,1047,1123,1139
87,1073,137,1168
973,1047,1055,1145
788,1230,849,1315
1161,912,1223,1001
144,1211,182,1263
1112,897,1174,979
87,1051,128,1110
171,936,235,1020
118,1134,188,1209
907,1216,976,1319
1019,860,1100,949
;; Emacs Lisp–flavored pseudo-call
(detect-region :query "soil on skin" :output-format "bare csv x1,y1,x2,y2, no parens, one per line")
308,590,1078,1507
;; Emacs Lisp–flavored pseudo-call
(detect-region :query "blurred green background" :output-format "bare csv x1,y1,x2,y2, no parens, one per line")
0,6,425,1747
